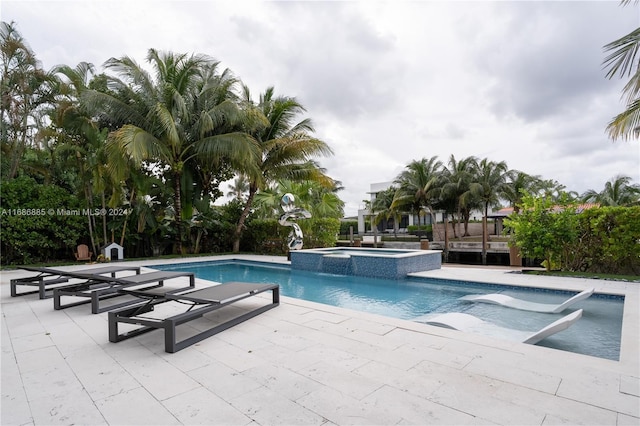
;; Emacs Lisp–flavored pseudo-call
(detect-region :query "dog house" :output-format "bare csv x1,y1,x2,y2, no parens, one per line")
101,242,124,261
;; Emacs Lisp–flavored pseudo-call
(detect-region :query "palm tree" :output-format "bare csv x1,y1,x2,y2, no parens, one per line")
227,174,249,201
469,158,509,265
537,179,579,202
371,186,401,236
441,155,478,238
392,156,444,234
603,1,640,141
502,170,543,213
82,49,260,253
232,86,334,253
581,175,640,206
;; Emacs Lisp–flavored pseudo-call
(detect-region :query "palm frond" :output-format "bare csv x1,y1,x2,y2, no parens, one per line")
603,27,640,79
606,97,640,140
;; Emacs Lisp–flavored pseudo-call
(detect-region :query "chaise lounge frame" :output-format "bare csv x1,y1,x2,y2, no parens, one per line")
10,265,142,299
53,270,195,314
108,282,280,353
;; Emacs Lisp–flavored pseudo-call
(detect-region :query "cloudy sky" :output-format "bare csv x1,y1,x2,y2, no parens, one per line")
3,1,639,216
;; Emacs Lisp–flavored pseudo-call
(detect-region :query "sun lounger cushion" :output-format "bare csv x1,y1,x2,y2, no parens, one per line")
459,288,594,313
419,309,583,344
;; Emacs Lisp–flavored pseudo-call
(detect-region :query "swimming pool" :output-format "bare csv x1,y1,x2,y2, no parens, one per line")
154,260,624,360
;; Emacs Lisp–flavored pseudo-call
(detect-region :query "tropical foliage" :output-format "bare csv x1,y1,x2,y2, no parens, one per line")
0,22,337,263
581,175,640,206
506,197,640,274
231,86,335,252
504,193,580,271
603,0,640,141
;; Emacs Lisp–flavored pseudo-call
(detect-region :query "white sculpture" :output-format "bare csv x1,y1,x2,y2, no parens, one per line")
278,193,311,251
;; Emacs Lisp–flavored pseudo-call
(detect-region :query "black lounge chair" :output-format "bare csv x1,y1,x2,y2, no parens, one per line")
53,270,195,314
108,282,279,353
10,265,142,299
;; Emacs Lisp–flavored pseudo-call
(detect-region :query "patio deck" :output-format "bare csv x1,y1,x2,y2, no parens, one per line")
2,255,639,425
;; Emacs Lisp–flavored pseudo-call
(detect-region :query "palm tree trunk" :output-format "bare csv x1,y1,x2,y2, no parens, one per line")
174,171,184,254
83,185,97,255
233,187,257,253
101,191,108,243
120,188,135,246
443,213,449,262
428,209,442,240
482,203,488,265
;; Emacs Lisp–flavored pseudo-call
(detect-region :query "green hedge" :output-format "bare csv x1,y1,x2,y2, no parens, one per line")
303,217,340,248
407,225,432,232
244,219,287,254
1,176,86,264
570,206,640,275
245,217,340,253
339,220,358,235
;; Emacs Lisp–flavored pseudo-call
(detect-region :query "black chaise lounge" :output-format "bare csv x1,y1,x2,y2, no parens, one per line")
108,282,279,353
11,265,142,299
53,270,196,314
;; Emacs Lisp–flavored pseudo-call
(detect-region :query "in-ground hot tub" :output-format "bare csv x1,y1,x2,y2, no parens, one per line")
290,247,441,279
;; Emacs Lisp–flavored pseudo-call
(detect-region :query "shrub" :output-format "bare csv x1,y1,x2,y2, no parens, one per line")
572,206,640,275
246,219,287,254
304,217,341,248
505,193,579,271
339,220,358,236
1,176,86,264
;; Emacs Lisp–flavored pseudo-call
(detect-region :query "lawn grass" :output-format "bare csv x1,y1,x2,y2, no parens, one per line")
522,269,640,282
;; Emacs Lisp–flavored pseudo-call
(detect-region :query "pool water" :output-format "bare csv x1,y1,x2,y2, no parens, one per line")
155,260,624,360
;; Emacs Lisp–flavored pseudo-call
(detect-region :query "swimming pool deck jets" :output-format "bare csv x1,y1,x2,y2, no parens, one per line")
290,247,442,279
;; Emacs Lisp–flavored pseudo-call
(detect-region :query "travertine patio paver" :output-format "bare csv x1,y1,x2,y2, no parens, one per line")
1,255,638,425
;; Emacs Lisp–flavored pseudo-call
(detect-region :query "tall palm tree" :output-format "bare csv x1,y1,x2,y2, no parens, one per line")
537,179,579,202
392,156,444,234
441,155,478,237
603,0,640,141
371,186,401,236
232,86,334,253
502,170,543,213
581,174,640,206
82,49,260,253
469,158,509,265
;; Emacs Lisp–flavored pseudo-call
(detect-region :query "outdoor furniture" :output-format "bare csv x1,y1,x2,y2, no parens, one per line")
459,288,594,313
74,244,93,261
361,235,384,247
108,282,280,353
419,309,583,345
53,270,195,314
10,265,142,299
